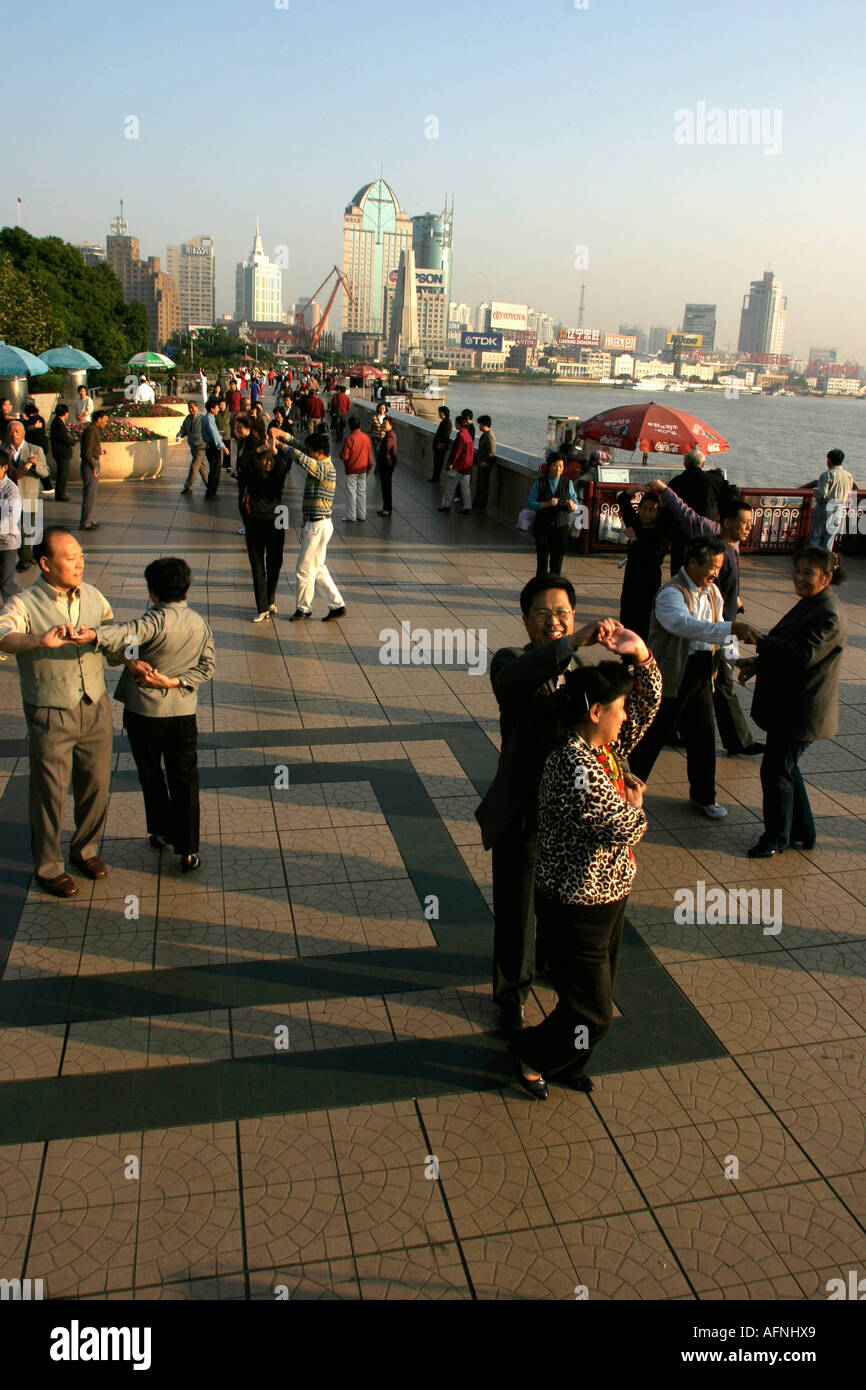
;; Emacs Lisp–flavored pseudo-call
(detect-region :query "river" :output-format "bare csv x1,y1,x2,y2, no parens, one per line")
444,382,865,489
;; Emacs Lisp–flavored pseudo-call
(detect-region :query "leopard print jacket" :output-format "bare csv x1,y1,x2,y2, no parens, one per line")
535,657,663,906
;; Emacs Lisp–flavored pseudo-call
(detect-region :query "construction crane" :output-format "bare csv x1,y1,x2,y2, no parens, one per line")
295,267,354,350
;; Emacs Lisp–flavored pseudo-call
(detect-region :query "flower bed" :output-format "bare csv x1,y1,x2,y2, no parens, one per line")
71,419,161,443
70,419,166,479
108,402,186,419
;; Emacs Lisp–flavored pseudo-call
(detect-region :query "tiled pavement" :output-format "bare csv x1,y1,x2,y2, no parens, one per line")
1,429,866,1300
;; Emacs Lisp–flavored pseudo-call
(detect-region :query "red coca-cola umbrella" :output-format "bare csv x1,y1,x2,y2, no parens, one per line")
580,402,729,457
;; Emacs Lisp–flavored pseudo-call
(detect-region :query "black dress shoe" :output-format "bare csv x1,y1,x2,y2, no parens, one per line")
568,1073,595,1093
289,608,311,621
747,841,783,858
514,1062,548,1101
789,837,817,851
180,854,201,873
148,834,170,849
322,606,346,622
499,1000,526,1032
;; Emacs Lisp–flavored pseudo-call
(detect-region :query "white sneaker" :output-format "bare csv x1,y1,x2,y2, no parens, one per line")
690,799,727,820
236,527,246,535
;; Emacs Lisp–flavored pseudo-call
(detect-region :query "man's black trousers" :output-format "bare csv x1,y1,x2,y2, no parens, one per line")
123,709,200,855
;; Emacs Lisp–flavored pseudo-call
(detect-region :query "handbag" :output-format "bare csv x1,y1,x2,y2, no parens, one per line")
516,507,535,532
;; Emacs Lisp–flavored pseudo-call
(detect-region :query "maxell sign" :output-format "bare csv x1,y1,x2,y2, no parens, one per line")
461,332,503,352
603,333,638,352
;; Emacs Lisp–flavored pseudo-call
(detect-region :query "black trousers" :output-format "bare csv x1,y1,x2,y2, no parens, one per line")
534,524,566,577
245,516,286,612
79,461,98,528
54,453,71,500
712,657,755,753
379,462,395,512
431,445,448,482
205,444,223,497
515,893,628,1078
491,809,538,1006
760,734,815,850
123,709,200,855
629,650,717,805
474,463,493,508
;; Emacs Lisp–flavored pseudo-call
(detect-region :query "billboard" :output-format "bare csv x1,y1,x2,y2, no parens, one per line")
749,353,791,368
461,332,503,352
513,332,538,347
489,301,528,331
667,332,703,347
603,333,638,352
557,328,601,348
387,268,446,288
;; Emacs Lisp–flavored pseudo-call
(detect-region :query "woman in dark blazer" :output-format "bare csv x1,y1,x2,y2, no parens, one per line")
49,405,75,501
738,547,846,857
429,405,451,483
237,440,291,622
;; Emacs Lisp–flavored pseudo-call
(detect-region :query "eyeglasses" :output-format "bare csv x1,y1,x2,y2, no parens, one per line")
528,608,573,621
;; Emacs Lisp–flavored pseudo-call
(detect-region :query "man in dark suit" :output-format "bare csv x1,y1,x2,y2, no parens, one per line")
476,575,618,1031
49,404,75,502
79,409,107,531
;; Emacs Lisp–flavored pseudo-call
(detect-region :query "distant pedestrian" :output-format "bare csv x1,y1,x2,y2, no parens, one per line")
201,397,230,499
49,404,75,502
473,414,496,509
429,405,451,483
0,453,21,600
74,384,94,427
527,453,579,576
177,401,208,495
439,415,474,513
808,449,855,551
2,421,50,567
331,385,351,442
0,397,18,444
79,410,107,533
23,400,48,456
199,368,208,404
340,415,373,522
306,388,326,431
376,416,397,517
237,444,291,622
615,489,674,638
215,398,233,470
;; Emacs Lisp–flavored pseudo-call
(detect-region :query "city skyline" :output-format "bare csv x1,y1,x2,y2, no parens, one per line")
4,0,865,359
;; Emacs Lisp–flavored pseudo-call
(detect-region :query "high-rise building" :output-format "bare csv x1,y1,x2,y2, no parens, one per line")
738,271,787,356
528,310,555,346
475,302,491,331
808,346,837,365
619,323,647,354
166,236,215,330
682,303,716,350
235,220,283,324
106,213,180,349
411,206,453,311
648,324,674,354
74,242,106,268
342,179,413,347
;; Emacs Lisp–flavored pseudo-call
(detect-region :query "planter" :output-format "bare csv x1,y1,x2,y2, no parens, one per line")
98,438,167,480
111,410,186,440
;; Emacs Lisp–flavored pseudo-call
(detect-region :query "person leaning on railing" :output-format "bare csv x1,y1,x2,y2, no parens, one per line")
737,547,847,858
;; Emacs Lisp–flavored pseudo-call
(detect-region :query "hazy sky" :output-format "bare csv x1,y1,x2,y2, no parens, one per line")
8,0,866,359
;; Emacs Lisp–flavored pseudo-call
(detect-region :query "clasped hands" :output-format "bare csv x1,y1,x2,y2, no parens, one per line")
570,618,649,662
43,626,175,688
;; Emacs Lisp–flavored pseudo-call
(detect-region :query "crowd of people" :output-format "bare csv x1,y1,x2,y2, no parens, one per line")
0,372,853,1107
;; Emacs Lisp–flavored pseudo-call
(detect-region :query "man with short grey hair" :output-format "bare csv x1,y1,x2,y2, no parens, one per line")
2,420,49,569
0,525,114,896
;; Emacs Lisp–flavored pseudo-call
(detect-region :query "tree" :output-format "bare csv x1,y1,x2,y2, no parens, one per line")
0,254,59,352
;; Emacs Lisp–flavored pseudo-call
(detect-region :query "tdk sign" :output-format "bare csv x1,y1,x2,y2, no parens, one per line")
461,332,503,351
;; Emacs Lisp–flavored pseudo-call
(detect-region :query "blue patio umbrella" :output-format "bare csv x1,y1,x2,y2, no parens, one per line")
0,340,49,376
39,344,102,370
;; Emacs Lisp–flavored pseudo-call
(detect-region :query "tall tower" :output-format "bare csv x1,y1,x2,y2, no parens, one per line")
235,220,282,323
738,271,787,356
342,179,413,343
387,248,420,361
167,235,215,330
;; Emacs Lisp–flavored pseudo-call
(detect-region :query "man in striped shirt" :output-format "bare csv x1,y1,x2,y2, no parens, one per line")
269,428,346,622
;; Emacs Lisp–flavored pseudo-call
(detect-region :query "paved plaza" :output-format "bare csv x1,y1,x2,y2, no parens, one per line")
1,437,866,1301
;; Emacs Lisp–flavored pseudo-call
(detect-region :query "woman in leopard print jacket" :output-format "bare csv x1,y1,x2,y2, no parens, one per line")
511,628,661,1100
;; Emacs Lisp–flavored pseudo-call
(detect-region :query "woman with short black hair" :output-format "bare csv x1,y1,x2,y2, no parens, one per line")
738,547,847,858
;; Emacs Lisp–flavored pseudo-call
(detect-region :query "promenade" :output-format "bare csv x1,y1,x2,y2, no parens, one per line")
1,429,866,1301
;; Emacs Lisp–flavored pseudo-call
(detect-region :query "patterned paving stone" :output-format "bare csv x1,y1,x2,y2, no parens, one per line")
0,1141,44,1221
271,783,332,831
739,1179,866,1276
353,1243,471,1299
222,887,296,961
134,1191,243,1289
147,1011,231,1067
328,1100,426,1176
26,1200,138,1298
37,1133,143,1213
693,1113,821,1192
827,1171,866,1228
340,1162,453,1254
238,1113,339,1191
653,1193,793,1293
774,1101,866,1177
139,1123,239,1200
243,1178,350,1268
0,1024,65,1081
458,1225,578,1299
288,881,368,955
418,1091,523,1164
590,1067,696,1136
230,1003,314,1058
0,1214,31,1273
278,828,348,888
304,996,394,1051
248,1258,360,1300
436,1148,551,1240
527,1135,646,1223
322,780,387,828
62,1017,151,1075
339,824,406,882
658,1058,770,1126
134,1272,248,1300
557,1210,694,1300
384,987,483,1041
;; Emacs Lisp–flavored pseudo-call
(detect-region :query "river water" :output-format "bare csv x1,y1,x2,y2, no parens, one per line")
445,382,865,489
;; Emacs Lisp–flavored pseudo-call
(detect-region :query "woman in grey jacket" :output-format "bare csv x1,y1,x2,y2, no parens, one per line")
74,557,215,872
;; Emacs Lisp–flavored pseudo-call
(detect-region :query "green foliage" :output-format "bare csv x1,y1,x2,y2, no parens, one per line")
0,253,60,353
0,228,148,379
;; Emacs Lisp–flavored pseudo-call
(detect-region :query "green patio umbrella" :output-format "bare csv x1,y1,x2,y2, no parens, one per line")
127,351,176,370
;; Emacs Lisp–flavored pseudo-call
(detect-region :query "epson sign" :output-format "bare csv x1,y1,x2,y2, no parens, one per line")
461,332,503,352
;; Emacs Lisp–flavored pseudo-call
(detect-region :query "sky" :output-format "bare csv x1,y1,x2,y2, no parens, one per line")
7,0,866,360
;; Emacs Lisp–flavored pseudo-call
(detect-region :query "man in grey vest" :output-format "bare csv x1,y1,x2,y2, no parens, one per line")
0,526,114,896
177,401,207,495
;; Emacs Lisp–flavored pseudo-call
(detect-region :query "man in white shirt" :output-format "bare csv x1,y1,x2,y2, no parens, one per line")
74,385,94,426
629,537,761,818
135,376,155,406
808,448,855,551
199,368,208,404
